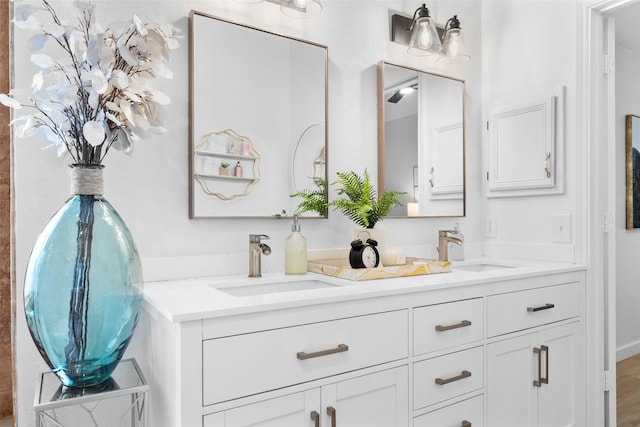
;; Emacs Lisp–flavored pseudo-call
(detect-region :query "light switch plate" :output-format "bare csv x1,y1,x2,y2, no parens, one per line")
486,216,497,238
552,214,571,243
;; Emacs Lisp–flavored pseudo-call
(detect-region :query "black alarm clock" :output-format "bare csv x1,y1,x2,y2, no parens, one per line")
349,238,380,269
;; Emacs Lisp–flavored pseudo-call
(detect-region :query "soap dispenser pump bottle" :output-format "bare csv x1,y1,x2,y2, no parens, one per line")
285,214,307,275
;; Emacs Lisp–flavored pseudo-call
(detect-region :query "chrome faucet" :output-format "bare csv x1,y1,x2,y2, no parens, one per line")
249,234,271,278
438,230,462,262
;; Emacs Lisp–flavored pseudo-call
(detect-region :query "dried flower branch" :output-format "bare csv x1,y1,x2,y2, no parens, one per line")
0,0,180,165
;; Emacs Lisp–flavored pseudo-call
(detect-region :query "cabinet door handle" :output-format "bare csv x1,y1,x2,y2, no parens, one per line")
533,345,550,387
540,345,549,385
327,406,336,427
310,411,320,427
527,303,555,312
435,320,472,332
297,344,349,360
461,421,472,427
435,370,471,385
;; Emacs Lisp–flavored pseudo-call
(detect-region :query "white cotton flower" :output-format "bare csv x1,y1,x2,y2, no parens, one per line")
68,30,88,61
123,89,143,103
150,89,170,106
132,15,148,36
113,70,129,90
11,115,38,138
111,128,133,154
151,60,173,80
119,102,135,125
83,121,105,147
117,38,139,67
105,101,121,112
85,69,108,94
13,14,40,31
106,112,122,127
28,33,48,52
30,54,56,69
87,88,100,110
0,94,22,110
87,34,104,67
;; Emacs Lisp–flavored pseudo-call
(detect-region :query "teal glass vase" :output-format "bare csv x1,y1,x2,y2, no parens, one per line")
24,166,143,388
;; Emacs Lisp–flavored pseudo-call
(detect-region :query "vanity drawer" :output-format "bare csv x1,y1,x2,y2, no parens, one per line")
414,395,484,427
413,298,483,356
487,282,579,337
202,309,408,405
413,346,483,410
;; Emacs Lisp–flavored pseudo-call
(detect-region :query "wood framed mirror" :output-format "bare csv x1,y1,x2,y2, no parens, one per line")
378,61,465,218
189,11,328,218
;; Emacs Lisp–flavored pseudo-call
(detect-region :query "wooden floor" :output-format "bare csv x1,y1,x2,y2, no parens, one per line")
0,417,12,427
618,353,640,426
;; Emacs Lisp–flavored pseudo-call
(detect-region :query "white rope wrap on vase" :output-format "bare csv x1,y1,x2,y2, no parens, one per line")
70,167,104,196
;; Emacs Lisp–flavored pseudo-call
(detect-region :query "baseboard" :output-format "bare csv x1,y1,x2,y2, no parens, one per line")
617,340,640,362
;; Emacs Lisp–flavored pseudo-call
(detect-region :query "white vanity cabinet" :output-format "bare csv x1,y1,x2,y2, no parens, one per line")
134,266,586,427
486,283,584,427
204,366,409,427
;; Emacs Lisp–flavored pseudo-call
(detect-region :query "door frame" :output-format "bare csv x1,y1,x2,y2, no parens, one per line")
582,1,628,426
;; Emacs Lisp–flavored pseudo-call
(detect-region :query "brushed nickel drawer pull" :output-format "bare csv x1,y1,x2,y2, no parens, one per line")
527,303,555,312
461,421,472,427
297,344,349,360
327,406,336,427
435,370,471,385
435,320,472,332
311,411,320,427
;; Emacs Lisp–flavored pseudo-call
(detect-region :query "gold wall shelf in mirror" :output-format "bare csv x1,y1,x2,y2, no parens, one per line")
189,11,328,218
377,61,465,218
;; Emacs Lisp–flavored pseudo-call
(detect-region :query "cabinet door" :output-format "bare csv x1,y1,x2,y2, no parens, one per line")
487,334,538,427
204,389,320,427
321,367,409,427
537,322,581,427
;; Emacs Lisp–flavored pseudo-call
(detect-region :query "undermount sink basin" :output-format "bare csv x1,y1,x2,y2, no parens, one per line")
452,263,516,272
214,279,339,297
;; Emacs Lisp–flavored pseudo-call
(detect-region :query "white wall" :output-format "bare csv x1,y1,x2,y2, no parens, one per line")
12,0,483,425
481,0,579,263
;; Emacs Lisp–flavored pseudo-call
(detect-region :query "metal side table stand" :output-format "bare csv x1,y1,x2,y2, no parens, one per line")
34,358,149,427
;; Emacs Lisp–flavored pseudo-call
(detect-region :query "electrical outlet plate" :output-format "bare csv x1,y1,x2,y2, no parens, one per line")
552,214,571,243
486,216,497,238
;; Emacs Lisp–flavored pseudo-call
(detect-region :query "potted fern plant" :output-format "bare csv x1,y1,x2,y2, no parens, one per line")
329,169,404,229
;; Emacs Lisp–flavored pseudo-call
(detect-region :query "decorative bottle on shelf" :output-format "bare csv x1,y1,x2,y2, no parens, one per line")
449,223,465,261
234,161,243,177
285,214,307,275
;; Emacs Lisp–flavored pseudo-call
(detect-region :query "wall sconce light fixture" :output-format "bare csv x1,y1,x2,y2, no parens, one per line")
391,4,470,63
236,0,322,18
277,0,322,18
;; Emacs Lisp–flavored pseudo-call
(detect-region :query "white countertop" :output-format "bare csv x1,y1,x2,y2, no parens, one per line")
142,258,586,323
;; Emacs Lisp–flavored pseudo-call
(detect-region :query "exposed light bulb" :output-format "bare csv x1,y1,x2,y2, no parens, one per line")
400,87,414,95
418,21,432,49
